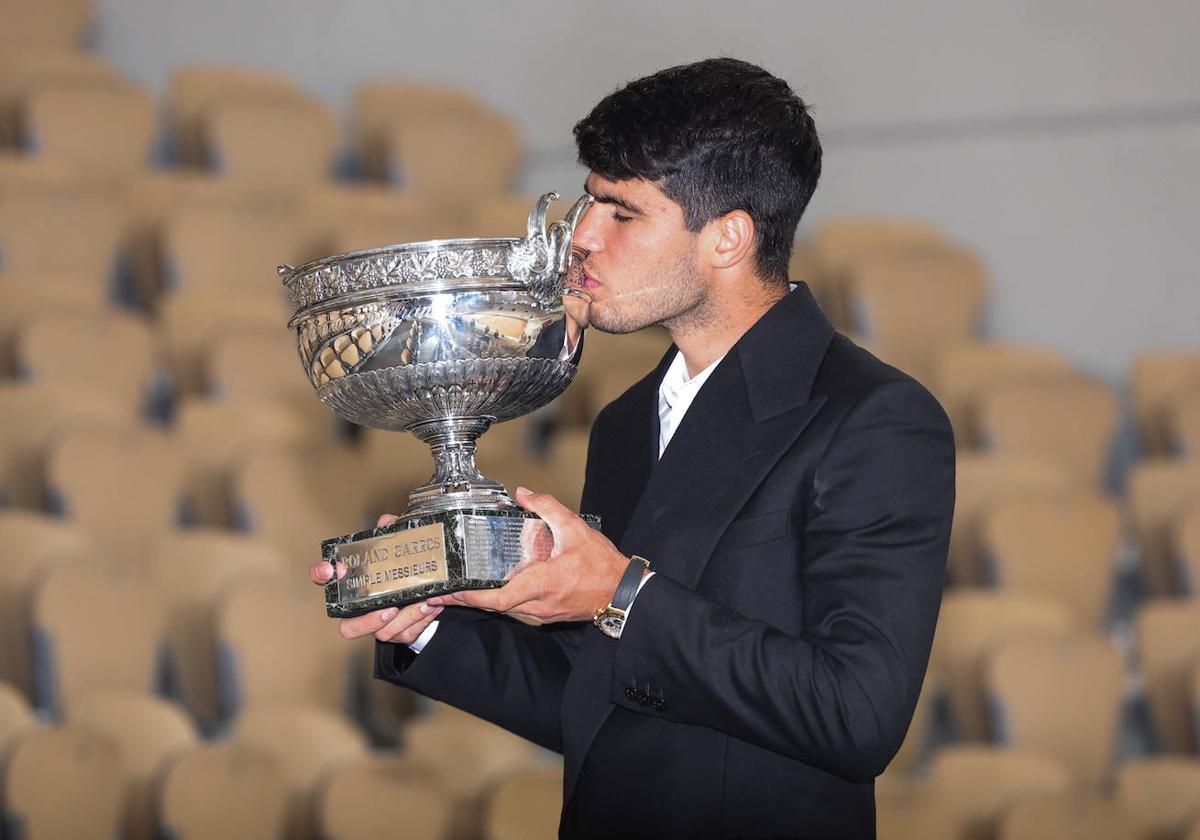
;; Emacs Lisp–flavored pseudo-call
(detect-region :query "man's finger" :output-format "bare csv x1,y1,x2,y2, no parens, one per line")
513,487,579,543
452,574,539,613
338,606,400,640
309,560,346,585
376,603,443,644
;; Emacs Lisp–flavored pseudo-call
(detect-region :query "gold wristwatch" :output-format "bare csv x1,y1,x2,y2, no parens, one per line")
592,555,650,639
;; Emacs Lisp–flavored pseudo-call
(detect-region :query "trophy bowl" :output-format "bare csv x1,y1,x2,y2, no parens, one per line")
281,193,598,617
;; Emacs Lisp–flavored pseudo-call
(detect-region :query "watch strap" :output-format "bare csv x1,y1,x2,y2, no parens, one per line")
611,555,649,612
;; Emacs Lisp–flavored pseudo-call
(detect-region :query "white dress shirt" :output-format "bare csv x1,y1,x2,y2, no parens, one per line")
409,348,724,653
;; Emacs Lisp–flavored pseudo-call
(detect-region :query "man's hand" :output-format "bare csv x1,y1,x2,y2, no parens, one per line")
436,486,631,623
308,513,443,644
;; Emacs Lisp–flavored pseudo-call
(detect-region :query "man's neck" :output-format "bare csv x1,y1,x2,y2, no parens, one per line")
669,285,788,378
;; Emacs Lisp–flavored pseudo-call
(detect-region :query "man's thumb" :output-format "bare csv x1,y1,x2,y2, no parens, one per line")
515,486,571,527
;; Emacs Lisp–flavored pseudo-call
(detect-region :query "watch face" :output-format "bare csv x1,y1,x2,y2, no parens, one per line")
598,612,625,638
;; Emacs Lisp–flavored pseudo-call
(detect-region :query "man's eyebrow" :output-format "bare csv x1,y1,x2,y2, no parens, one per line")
583,183,644,215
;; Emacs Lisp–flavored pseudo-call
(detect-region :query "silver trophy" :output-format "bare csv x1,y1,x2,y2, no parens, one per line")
281,193,597,617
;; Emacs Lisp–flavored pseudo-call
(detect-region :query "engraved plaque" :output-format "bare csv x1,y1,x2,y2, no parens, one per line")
333,522,448,604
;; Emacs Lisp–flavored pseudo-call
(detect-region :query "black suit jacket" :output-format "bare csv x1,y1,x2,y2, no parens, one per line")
375,284,955,839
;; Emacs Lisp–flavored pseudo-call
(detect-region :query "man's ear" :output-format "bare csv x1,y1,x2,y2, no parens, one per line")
703,210,756,271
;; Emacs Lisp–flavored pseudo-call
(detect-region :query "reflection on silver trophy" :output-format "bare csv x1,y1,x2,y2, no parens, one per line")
280,192,597,617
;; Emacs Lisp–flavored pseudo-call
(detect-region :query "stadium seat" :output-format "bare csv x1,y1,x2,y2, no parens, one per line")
1114,757,1200,840
949,453,1075,585
843,245,988,384
23,81,157,175
931,589,1075,740
482,765,564,840
67,691,199,840
468,192,571,238
1172,392,1200,458
216,577,354,716
168,63,303,167
380,108,522,198
1132,350,1200,455
0,47,117,143
0,268,113,375
320,756,453,840
0,679,36,755
930,341,1075,448
1135,600,1200,753
985,633,1126,786
887,670,938,774
3,725,126,840
32,561,168,716
232,703,371,840
159,743,290,840
149,529,286,725
306,181,461,250
0,381,133,509
45,425,187,556
15,309,159,416
0,511,90,700
999,791,1138,840
976,376,1119,489
981,495,1123,626
557,328,672,428
1178,508,1200,596
1127,459,1200,595
206,95,338,187
173,396,320,526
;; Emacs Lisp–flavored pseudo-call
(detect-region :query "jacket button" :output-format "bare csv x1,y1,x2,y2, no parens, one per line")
652,698,665,711
637,692,651,706
624,687,637,701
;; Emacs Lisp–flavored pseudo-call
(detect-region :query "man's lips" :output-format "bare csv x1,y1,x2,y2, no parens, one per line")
579,268,601,289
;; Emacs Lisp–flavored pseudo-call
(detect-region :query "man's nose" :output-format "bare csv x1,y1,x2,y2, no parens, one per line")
571,206,603,253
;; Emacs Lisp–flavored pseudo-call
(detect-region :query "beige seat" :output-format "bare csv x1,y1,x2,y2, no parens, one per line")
0,0,93,46
158,289,288,396
977,377,1119,489
949,453,1075,585
1172,393,1200,458
149,530,286,725
483,765,564,840
169,64,303,167
32,561,167,715
874,775,960,840
468,193,570,237
24,82,157,175
174,396,321,526
232,445,370,567
0,268,113,377
217,577,354,716
0,381,133,509
981,495,1123,626
3,725,126,840
923,745,1071,840
559,328,672,427
320,756,453,840
382,109,522,198
999,791,1138,840
887,670,938,774
405,703,543,804
160,743,290,840
0,679,36,756
1178,508,1200,596
985,634,1125,787
0,179,127,282
45,425,187,556
0,48,117,143
161,202,320,299
1115,757,1200,840
205,327,313,404
1128,460,1200,595
0,511,90,700
360,425,451,516
807,216,945,330
233,703,371,840
931,341,1075,448
1132,351,1200,455
540,426,592,511
306,181,461,250
931,590,1075,740
1135,600,1200,753
67,691,199,840
352,79,484,180
16,309,158,415
844,245,988,384
207,95,338,187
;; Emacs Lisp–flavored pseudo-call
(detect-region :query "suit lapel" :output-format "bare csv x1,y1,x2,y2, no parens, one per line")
563,284,835,803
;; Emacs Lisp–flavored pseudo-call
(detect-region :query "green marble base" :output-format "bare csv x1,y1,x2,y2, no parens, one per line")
321,507,600,618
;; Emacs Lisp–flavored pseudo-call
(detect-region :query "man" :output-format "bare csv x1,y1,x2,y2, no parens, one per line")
311,58,954,838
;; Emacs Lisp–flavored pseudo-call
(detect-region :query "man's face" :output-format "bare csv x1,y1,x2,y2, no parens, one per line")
572,175,707,334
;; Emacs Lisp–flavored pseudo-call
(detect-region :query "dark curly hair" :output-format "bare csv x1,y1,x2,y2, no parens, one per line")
573,57,822,284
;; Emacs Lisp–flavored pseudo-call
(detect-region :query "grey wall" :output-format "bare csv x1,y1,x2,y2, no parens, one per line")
95,0,1200,381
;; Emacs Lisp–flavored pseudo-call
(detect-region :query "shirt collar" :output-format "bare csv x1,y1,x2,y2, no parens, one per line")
659,349,726,409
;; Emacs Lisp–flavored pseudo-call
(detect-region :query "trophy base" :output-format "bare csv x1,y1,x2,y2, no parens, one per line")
322,507,601,618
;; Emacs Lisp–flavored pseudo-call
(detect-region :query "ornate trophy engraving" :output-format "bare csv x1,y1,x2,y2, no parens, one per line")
281,193,597,617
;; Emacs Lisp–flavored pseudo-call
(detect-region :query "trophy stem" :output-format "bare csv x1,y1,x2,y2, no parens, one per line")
405,416,515,515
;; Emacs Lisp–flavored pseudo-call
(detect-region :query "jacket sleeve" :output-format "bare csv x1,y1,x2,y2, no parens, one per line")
375,610,584,753
607,378,954,782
